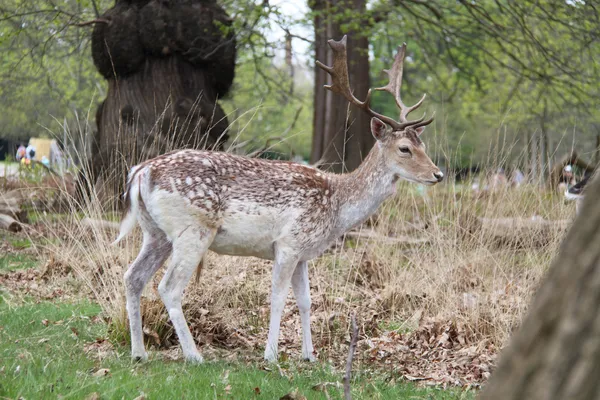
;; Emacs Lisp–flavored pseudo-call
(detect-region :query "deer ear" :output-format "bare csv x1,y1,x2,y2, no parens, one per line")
415,126,426,136
371,117,388,141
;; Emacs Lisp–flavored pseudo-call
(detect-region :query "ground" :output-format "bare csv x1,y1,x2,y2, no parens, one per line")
0,300,466,399
0,228,473,399
0,178,574,399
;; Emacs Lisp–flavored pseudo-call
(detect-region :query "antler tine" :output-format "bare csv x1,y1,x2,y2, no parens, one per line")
412,115,435,129
316,35,402,130
375,43,429,126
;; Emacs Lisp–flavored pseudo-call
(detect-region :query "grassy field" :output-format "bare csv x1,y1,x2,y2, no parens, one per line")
0,170,575,398
0,238,472,400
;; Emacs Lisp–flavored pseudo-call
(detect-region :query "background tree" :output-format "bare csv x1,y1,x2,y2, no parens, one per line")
2,0,600,180
310,0,371,172
368,0,600,175
86,0,236,199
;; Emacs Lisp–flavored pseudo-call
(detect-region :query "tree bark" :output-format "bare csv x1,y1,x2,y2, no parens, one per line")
90,56,229,201
528,131,538,182
0,214,22,232
310,0,372,173
481,173,600,400
595,134,600,165
310,0,328,166
539,102,550,186
83,0,235,203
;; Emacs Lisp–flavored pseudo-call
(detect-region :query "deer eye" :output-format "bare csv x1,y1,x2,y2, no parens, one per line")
399,146,411,155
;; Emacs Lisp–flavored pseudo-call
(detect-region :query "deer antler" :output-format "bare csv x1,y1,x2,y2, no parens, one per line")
375,43,433,128
316,35,433,131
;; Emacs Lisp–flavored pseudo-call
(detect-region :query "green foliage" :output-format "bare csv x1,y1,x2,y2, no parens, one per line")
1,0,598,167
222,57,313,160
0,253,36,271
0,0,110,140
369,0,600,167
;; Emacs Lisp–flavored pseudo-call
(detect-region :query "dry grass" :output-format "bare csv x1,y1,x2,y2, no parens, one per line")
5,107,573,385
27,170,574,386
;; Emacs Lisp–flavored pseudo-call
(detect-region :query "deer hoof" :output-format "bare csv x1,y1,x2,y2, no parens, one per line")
264,351,277,363
132,352,148,363
184,353,204,364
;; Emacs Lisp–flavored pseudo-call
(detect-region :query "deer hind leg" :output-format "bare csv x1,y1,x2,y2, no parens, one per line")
264,249,299,362
291,261,316,361
158,225,215,363
124,232,172,361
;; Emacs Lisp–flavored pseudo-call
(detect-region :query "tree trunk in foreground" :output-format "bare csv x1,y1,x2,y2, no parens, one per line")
310,0,372,173
481,173,600,400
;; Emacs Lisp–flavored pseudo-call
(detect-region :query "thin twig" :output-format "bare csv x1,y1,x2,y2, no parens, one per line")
74,18,109,27
344,313,359,400
90,0,100,18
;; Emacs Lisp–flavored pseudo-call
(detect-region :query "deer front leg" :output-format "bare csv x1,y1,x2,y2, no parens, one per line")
292,261,316,361
264,250,298,362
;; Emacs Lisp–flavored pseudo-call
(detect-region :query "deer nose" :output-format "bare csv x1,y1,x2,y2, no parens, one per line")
433,171,444,182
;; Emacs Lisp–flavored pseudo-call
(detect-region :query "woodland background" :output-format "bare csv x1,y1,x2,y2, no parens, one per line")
1,0,599,174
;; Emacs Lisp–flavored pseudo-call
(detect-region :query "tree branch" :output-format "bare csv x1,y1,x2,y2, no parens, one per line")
74,18,109,27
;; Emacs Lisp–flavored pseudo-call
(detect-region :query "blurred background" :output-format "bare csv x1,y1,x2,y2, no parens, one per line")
1,0,598,187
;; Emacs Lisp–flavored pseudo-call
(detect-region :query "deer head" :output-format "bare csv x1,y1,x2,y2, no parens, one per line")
316,36,443,185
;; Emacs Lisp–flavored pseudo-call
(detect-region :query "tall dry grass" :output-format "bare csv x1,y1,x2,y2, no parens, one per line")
23,106,575,368
39,171,573,359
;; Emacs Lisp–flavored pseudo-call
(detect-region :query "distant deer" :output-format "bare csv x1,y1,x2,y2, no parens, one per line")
113,35,443,363
565,172,593,215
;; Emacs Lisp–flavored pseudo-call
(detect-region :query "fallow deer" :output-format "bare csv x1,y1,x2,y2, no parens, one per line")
114,35,443,363
565,172,594,215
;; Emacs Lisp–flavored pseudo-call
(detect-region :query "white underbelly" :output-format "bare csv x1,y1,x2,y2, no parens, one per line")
210,229,276,259
209,208,282,260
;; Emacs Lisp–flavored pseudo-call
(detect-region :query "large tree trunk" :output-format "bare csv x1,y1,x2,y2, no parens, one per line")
83,0,235,203
481,173,600,400
310,0,372,173
91,57,230,201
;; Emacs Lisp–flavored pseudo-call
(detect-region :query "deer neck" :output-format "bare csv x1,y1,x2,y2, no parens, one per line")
331,144,396,235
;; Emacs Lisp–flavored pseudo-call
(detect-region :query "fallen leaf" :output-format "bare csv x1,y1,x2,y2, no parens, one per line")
85,392,100,400
404,375,426,381
71,327,79,337
221,369,230,384
38,338,49,344
92,368,110,377
253,387,261,395
143,327,160,346
132,392,146,400
279,388,306,400
311,382,340,392
279,351,289,362
41,319,49,326
224,384,231,394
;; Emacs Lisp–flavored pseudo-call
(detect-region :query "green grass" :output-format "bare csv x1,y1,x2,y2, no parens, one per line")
27,211,89,225
0,253,38,272
5,235,32,249
0,300,473,399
